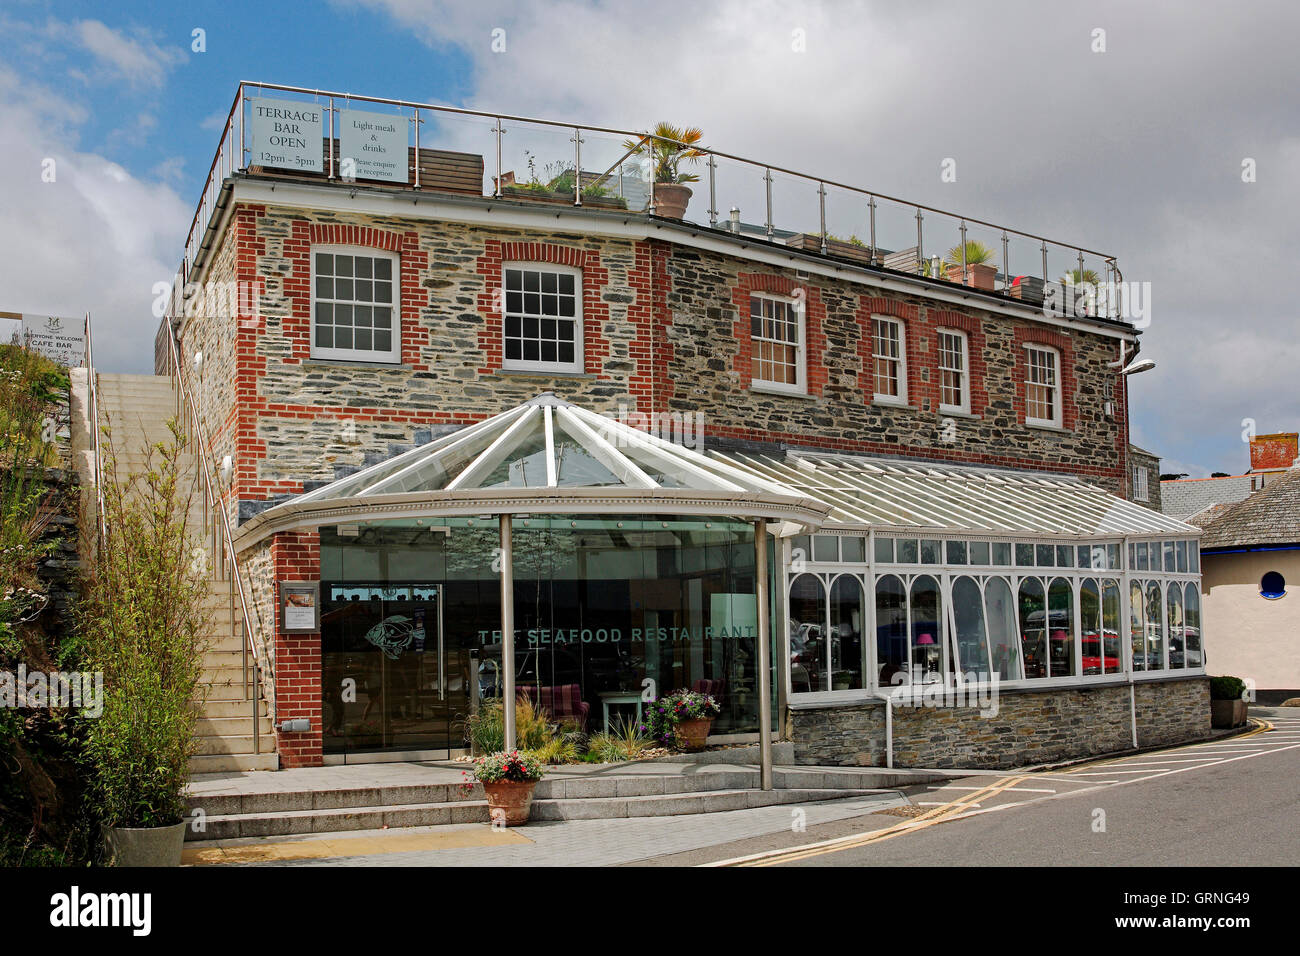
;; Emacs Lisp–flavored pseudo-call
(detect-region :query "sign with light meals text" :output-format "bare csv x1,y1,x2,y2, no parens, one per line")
339,109,409,183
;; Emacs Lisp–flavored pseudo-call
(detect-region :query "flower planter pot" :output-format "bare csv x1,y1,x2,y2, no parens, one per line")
652,183,692,219
481,779,538,826
1211,699,1248,729
946,262,998,291
102,821,187,867
787,234,876,265
676,717,714,751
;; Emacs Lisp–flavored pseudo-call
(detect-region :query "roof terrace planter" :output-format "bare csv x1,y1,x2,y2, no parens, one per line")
786,233,877,266
499,184,629,210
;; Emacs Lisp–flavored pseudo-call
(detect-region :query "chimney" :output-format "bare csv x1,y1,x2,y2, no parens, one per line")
1249,432,1299,471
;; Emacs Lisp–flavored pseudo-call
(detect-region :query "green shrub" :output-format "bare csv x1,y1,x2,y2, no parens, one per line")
463,695,556,754
586,714,652,763
1210,676,1247,701
531,736,579,765
81,420,211,830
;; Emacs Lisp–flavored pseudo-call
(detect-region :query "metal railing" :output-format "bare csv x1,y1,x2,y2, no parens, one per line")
157,317,272,754
167,81,1126,325
83,314,108,553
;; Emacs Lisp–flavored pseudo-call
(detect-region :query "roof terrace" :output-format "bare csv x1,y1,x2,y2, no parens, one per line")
171,81,1126,325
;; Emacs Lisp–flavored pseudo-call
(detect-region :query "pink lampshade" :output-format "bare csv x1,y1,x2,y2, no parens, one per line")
916,633,935,645
1051,630,1069,641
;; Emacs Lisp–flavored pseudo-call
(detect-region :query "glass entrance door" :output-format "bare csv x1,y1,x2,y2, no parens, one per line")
322,583,462,755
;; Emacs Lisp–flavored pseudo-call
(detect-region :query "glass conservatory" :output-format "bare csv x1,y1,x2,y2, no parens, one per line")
713,453,1205,701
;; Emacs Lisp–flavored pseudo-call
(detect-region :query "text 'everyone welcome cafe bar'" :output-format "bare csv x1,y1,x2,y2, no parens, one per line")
156,81,1209,771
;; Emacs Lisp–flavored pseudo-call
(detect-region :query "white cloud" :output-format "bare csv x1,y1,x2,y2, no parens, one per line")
0,69,189,373
72,19,184,88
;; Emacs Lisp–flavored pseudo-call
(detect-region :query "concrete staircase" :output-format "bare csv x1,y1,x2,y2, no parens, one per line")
183,764,946,841
87,372,277,773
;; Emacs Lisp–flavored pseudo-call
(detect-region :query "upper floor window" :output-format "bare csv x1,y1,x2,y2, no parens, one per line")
503,264,582,373
750,294,805,392
872,316,906,404
1024,344,1061,427
312,248,399,362
1133,464,1150,502
937,329,969,414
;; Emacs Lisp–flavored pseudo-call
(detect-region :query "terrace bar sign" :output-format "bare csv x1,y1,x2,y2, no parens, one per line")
340,108,408,183
247,97,324,173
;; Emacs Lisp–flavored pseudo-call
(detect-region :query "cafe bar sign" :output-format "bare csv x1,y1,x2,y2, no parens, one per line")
248,97,324,173
340,109,409,183
3,312,86,367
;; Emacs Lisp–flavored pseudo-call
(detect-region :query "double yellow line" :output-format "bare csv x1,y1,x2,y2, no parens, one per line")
711,775,1029,867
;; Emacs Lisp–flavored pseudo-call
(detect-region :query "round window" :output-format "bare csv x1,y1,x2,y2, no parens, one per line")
1260,571,1286,600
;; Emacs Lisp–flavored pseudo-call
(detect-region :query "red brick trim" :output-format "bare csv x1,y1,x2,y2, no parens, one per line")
929,310,990,416
270,530,322,769
731,272,827,396
1014,327,1077,430
475,239,610,376
307,223,404,252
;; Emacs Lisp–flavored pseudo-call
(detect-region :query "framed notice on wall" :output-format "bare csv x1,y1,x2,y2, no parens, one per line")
280,581,321,634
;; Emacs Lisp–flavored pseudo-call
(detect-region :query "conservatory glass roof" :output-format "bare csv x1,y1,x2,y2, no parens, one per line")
712,451,1200,538
236,394,1198,545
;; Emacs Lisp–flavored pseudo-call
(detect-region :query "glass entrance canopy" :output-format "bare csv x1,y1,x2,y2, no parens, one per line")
235,394,832,545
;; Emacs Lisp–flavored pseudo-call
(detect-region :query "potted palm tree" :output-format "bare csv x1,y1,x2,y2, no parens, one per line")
624,122,706,219
945,240,998,291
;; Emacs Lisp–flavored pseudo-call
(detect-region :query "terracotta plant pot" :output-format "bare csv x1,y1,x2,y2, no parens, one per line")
946,262,998,291
676,717,714,752
481,779,538,826
653,183,693,219
102,821,187,867
1211,699,1248,729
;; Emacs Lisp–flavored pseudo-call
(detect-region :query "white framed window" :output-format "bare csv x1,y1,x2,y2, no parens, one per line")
311,247,400,362
937,329,970,414
1023,344,1062,427
1133,464,1150,502
872,316,907,404
750,293,805,392
502,263,582,373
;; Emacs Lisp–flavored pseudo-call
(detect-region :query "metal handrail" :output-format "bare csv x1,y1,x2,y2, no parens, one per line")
159,317,271,754
173,81,1121,319
83,314,108,554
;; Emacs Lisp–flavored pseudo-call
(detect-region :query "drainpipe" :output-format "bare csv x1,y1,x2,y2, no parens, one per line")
871,688,898,769
1122,533,1138,749
755,517,773,791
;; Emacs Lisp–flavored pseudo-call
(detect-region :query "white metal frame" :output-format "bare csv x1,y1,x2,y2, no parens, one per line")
309,244,401,363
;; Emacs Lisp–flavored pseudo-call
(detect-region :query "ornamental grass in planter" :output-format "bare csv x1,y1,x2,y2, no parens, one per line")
644,688,721,752
80,421,211,866
469,750,544,826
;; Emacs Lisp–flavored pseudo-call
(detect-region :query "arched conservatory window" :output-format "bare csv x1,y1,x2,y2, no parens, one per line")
1102,580,1122,674
951,576,991,677
1145,581,1165,670
1048,576,1076,677
829,575,866,691
910,575,945,683
1080,578,1102,675
1167,584,1185,669
1184,584,1203,668
1018,577,1048,679
1130,580,1147,671
875,575,907,687
984,577,1021,681
788,574,826,693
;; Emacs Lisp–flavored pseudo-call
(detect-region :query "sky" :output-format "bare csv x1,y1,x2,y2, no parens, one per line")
0,0,1295,479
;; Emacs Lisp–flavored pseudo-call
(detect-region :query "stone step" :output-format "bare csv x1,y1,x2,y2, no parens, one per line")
530,787,878,821
194,734,275,756
199,681,257,702
197,698,269,719
197,716,275,737
189,753,278,774
199,666,255,685
183,786,887,841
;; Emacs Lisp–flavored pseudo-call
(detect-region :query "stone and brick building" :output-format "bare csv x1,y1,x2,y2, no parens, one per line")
159,83,1208,770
